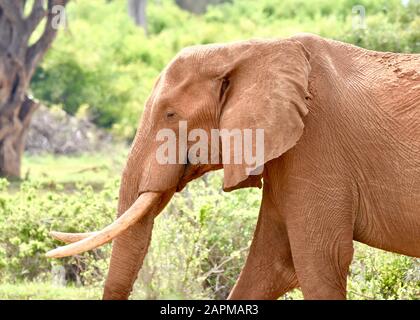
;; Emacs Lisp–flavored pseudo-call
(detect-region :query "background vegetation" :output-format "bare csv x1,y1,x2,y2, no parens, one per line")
1,161,419,300
0,0,419,299
31,0,420,138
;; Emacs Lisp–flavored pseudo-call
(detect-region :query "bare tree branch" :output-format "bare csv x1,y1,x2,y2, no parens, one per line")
25,0,69,77
0,0,25,56
0,59,27,116
25,0,47,35
0,0,21,23
15,0,26,16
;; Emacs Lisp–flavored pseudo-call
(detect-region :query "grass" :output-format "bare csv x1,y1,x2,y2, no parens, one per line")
0,282,218,300
1,153,419,300
0,282,101,300
16,149,127,191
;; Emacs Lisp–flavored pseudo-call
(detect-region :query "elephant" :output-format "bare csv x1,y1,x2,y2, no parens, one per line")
46,33,420,300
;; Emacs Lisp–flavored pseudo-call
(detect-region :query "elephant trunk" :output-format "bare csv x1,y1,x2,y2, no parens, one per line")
46,145,176,299
102,164,175,299
102,188,157,300
46,107,182,299
102,157,176,299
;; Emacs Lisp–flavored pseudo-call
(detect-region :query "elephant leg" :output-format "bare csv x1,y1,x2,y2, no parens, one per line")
228,185,298,300
286,184,355,300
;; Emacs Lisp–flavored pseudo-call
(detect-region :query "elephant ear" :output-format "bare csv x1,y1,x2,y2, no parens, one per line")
218,39,311,191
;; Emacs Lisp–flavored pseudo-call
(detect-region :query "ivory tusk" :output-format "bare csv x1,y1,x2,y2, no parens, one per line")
46,192,160,258
50,231,98,244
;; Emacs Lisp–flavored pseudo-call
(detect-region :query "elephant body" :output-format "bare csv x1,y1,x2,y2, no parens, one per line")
230,35,420,299
48,34,420,300
297,34,419,256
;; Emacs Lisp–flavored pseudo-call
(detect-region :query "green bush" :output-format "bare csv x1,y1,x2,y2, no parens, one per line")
1,171,419,299
30,0,420,139
10,0,420,300
0,172,260,298
135,173,259,299
0,178,116,285
349,245,420,299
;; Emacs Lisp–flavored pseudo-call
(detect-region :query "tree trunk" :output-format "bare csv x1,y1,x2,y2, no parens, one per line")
0,97,38,178
0,0,69,178
128,0,147,33
175,0,228,14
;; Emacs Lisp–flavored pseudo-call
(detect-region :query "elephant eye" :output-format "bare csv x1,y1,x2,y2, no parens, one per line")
166,111,176,119
219,78,230,101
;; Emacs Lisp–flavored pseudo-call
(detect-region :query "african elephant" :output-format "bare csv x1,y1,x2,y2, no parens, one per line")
47,33,420,300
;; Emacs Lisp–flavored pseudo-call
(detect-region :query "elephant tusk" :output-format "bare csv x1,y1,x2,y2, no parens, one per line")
46,192,161,258
50,231,98,243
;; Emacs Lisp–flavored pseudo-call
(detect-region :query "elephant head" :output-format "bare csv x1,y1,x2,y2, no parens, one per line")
46,37,311,299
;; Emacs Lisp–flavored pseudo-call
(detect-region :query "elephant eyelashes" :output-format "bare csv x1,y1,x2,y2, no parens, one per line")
219,78,230,102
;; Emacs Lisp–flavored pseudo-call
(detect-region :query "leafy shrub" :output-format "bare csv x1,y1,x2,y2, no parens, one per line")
7,0,420,299
1,171,419,299
135,173,260,299
349,244,420,299
0,178,116,284
30,0,420,139
0,172,260,298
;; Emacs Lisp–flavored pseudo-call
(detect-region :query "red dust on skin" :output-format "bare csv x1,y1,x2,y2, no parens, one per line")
48,33,420,300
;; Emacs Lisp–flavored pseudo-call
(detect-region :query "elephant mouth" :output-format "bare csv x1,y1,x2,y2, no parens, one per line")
176,162,222,192
46,160,222,258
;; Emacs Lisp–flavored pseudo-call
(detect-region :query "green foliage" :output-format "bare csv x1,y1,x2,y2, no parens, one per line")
20,151,126,188
348,245,420,299
0,169,260,299
135,174,260,299
0,155,419,299
30,0,420,139
6,0,419,300
0,282,100,300
0,178,117,284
